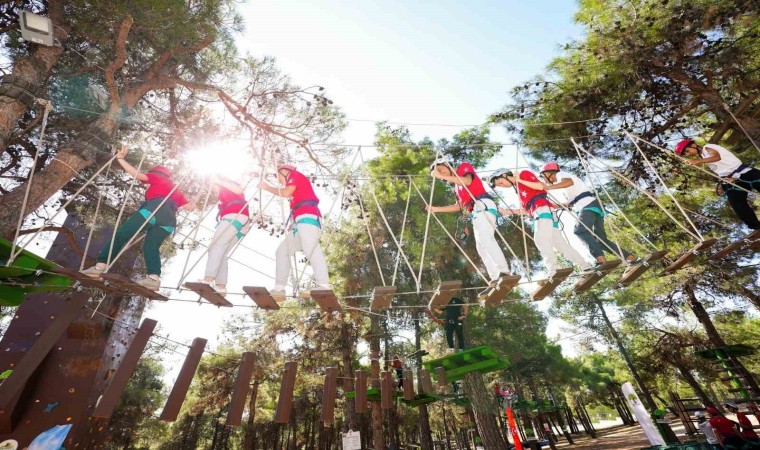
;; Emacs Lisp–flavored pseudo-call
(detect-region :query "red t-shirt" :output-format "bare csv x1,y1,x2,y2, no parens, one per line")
454,163,488,209
737,412,759,439
709,415,741,439
286,170,321,218
218,186,249,218
142,173,187,208
392,359,403,369
516,170,551,212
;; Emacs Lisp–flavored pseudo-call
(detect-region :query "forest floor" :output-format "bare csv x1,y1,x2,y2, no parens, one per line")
554,422,691,450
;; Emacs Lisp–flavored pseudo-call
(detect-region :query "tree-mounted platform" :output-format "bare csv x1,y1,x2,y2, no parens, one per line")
710,230,760,261
0,237,71,306
617,251,667,286
480,275,521,307
570,260,621,295
694,344,755,360
99,273,168,301
345,387,402,402
422,346,509,382
531,268,573,301
242,286,280,310
428,280,462,310
183,282,232,307
401,392,443,407
661,239,717,274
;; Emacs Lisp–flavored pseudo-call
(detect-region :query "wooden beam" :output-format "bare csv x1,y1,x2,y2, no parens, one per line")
402,369,415,401
92,318,158,418
427,280,462,310
0,294,87,427
354,370,368,413
275,361,298,424
381,371,393,410
320,367,338,425
370,286,396,311
436,366,448,389
418,369,434,395
242,286,280,310
226,352,255,427
160,337,207,422
183,282,232,307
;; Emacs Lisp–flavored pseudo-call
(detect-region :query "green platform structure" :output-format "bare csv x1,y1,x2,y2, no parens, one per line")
0,237,71,306
345,387,403,402
402,392,443,407
695,344,757,403
422,346,509,382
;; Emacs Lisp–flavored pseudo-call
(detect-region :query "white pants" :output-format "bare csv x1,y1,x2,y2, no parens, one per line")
205,213,249,285
532,206,591,275
471,198,510,281
275,214,329,289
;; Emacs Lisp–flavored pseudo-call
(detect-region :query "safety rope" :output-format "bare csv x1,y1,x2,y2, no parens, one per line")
355,148,386,287
723,103,760,154
80,164,112,270
106,151,147,267
391,177,413,286
417,150,439,291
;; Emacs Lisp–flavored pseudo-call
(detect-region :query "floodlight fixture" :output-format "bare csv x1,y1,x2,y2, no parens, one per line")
19,11,54,47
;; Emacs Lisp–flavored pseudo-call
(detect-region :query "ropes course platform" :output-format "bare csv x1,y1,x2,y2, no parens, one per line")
0,237,71,306
710,230,760,261
480,275,521,307
531,268,573,301
694,344,755,360
570,260,621,295
401,392,443,407
345,387,402,402
617,251,667,286
100,273,168,301
662,239,717,274
242,286,280,310
422,346,509,382
53,267,121,294
183,282,232,307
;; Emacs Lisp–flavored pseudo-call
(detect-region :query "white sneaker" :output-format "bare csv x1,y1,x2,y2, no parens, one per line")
81,265,105,278
214,286,227,297
135,275,160,291
270,289,286,302
445,348,455,354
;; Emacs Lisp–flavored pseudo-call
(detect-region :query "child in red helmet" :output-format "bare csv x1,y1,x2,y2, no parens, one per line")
259,163,329,300
675,139,760,230
706,406,747,450
428,157,511,294
538,161,638,266
82,146,194,291
489,168,593,278
198,175,250,297
724,403,760,447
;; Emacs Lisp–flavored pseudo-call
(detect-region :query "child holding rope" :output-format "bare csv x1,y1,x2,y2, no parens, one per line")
82,146,194,291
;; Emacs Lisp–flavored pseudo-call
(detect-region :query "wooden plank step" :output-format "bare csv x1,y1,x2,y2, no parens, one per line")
571,260,622,294
720,375,748,382
728,387,751,393
428,280,462,310
480,275,521,307
714,367,742,372
734,397,760,403
662,239,718,274
370,286,396,311
710,230,760,260
531,268,573,301
310,289,341,312
242,286,280,310
617,251,667,286
183,282,232,307
99,273,168,300
52,267,119,293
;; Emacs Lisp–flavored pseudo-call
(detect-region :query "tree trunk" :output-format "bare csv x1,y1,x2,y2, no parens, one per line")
673,362,715,408
596,300,659,412
414,307,434,450
462,371,507,449
369,315,384,450
683,284,760,396
339,318,358,432
738,286,760,313
0,116,118,238
0,0,66,153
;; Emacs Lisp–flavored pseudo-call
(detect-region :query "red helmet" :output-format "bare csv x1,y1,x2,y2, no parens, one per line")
277,163,296,173
705,407,719,415
149,166,171,177
674,139,694,155
540,162,560,173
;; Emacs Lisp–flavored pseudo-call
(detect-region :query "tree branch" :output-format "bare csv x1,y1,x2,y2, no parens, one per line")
16,226,90,263
104,15,134,112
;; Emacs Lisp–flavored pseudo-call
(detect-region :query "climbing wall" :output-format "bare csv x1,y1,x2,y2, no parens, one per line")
0,213,141,448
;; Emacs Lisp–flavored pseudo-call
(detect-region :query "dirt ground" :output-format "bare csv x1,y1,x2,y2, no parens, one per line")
553,423,691,450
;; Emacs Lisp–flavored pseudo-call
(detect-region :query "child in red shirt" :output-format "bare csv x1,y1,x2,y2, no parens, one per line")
707,406,746,450
83,146,193,290
259,163,329,300
725,403,760,446
427,157,511,296
391,355,404,389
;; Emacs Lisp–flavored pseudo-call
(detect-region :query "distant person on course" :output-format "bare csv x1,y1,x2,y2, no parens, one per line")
538,161,639,266
724,403,760,448
675,139,760,230
431,296,468,353
259,163,330,301
82,146,195,291
695,411,721,449
706,406,746,450
428,157,511,296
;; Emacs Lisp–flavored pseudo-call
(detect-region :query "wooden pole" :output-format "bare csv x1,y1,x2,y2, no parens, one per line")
160,337,207,422
226,352,255,427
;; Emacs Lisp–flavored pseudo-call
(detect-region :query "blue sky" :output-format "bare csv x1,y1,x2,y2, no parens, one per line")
145,0,589,380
